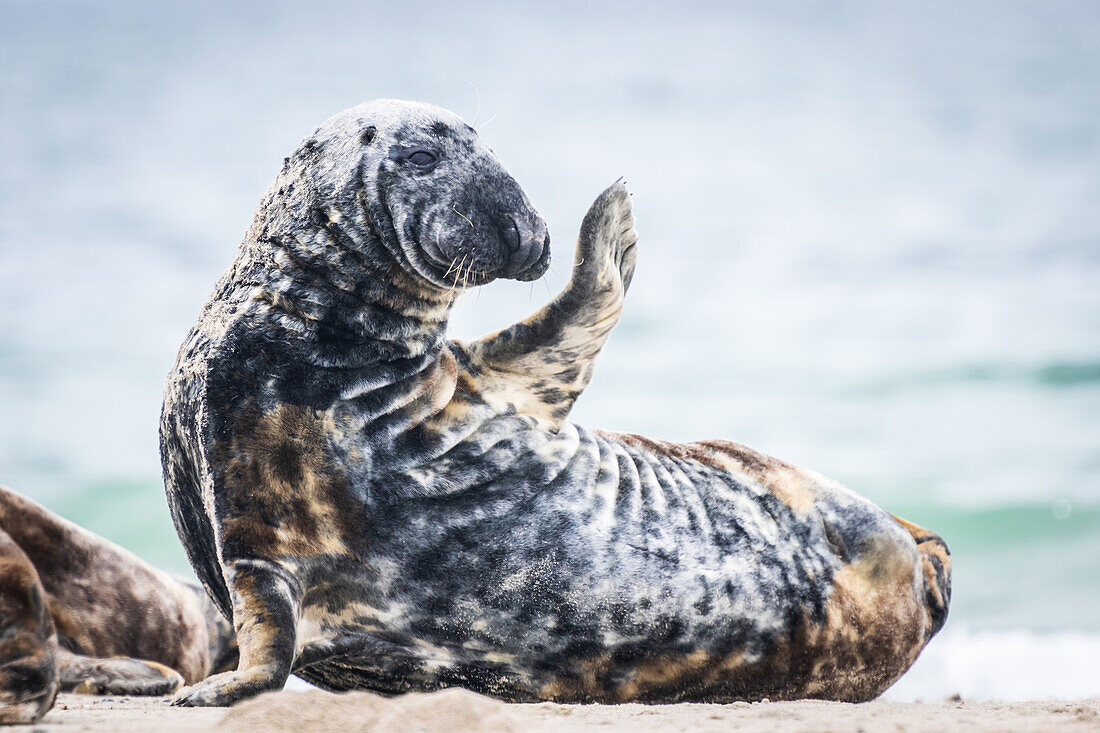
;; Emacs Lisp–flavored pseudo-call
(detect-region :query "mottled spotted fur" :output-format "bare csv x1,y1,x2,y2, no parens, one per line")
0,486,238,722
160,99,950,707
0,525,57,724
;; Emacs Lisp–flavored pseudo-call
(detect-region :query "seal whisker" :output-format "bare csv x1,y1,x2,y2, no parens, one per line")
459,253,471,291
465,258,479,289
447,253,469,297
443,252,463,281
452,205,479,236
469,81,481,127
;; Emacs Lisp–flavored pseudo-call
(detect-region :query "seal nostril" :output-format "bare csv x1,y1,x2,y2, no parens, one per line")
501,216,546,277
504,218,522,253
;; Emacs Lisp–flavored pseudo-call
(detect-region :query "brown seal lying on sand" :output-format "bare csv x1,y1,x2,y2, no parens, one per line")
159,99,951,707
0,486,237,724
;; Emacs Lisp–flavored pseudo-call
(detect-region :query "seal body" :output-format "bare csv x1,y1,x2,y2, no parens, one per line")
161,100,950,707
0,486,237,722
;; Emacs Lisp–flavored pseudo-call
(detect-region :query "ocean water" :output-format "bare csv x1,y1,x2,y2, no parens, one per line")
1,0,1098,702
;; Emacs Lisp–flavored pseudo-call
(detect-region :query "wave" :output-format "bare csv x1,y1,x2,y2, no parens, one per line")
842,360,1100,399
885,628,1100,702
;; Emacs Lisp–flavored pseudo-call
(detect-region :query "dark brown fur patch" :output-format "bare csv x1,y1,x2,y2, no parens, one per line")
0,528,58,724
218,404,354,560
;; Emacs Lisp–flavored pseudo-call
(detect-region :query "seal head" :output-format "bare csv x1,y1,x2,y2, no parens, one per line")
266,99,549,291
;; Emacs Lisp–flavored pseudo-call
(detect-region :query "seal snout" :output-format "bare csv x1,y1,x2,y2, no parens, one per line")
502,214,550,280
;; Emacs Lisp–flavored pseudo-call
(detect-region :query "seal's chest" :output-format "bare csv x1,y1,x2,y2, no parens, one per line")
214,402,360,559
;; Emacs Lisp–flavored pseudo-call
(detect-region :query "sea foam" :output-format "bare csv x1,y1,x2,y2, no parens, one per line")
885,627,1100,702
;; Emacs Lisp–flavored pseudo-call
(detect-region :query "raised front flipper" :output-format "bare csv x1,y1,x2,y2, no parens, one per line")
459,181,637,424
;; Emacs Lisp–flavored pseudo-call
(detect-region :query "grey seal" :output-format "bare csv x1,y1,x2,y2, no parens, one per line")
160,99,950,707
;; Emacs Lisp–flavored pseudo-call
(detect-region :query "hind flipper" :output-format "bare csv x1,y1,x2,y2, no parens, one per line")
58,650,184,696
891,515,952,636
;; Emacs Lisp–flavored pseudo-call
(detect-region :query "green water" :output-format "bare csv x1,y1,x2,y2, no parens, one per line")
60,479,191,575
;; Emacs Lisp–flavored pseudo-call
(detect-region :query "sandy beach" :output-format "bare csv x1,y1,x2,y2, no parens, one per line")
29,690,1100,732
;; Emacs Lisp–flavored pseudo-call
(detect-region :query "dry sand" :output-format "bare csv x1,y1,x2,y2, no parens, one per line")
26,690,1100,732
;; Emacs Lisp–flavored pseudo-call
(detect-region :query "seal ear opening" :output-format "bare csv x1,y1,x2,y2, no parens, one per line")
359,127,377,146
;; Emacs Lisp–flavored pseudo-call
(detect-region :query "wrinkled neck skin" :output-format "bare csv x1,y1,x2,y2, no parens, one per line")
231,158,458,368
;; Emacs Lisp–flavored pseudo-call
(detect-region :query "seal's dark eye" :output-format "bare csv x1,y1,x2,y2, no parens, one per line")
408,150,438,168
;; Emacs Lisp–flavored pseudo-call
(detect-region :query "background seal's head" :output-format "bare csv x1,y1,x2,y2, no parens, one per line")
272,99,550,292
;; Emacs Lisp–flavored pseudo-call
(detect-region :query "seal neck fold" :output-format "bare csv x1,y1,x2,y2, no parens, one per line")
234,198,456,369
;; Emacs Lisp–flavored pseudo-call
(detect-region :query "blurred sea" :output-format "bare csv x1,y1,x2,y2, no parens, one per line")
1,0,1097,702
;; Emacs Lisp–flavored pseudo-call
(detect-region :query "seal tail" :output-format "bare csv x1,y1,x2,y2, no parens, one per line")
891,515,952,638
